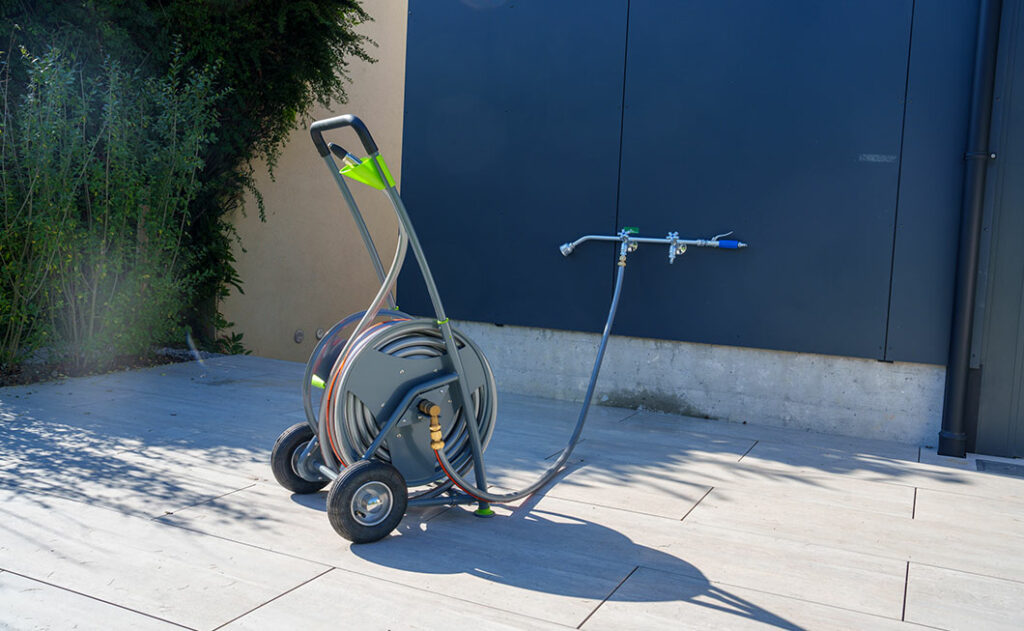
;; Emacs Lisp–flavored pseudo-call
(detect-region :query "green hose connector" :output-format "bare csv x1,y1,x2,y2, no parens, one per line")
311,375,326,390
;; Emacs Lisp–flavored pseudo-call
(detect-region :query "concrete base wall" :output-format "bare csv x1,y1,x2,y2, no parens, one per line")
455,321,946,446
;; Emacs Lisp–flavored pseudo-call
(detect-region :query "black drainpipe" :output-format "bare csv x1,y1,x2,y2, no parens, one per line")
939,0,1004,457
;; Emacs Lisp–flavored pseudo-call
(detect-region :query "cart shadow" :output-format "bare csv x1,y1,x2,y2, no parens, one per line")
351,505,804,630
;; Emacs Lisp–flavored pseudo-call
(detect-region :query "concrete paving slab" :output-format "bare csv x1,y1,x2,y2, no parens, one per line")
584,425,758,459
158,484,633,627
580,566,921,630
0,489,328,630
498,391,639,429
684,485,1024,583
0,409,261,517
219,567,570,630
738,439,923,483
4,355,1024,629
476,417,720,518
64,355,303,392
0,463,255,520
535,463,713,519
904,563,1024,631
917,445,974,470
565,445,922,520
703,479,915,520
486,410,755,518
161,478,908,622
623,409,923,461
521,495,908,618
0,571,187,631
739,440,1024,505
549,432,920,521
140,443,275,485
913,487,1024,535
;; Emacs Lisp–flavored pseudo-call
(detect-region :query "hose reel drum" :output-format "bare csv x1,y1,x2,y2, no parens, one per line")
321,318,497,488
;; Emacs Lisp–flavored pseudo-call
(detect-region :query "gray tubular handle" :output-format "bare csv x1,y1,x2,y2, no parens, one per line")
310,114,378,157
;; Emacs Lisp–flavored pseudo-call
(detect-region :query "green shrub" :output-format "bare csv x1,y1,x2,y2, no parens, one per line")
3,1,373,360
0,46,222,370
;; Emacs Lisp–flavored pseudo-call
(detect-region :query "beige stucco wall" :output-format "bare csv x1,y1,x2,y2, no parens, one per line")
222,2,408,361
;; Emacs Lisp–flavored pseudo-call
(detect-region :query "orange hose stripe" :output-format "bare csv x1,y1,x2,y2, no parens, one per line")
324,318,410,463
435,450,487,502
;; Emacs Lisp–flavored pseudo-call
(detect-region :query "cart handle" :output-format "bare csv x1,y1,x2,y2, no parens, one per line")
310,114,379,157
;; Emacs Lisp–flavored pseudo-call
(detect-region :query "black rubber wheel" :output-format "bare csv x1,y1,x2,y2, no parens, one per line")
271,423,329,494
327,460,408,543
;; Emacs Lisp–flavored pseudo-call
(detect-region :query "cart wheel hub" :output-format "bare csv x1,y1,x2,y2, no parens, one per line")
351,481,393,526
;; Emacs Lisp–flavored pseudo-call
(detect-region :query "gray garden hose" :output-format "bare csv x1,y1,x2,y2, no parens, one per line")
433,259,627,503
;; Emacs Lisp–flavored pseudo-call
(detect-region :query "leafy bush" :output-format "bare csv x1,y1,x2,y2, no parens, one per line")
1,1,373,373
0,47,221,370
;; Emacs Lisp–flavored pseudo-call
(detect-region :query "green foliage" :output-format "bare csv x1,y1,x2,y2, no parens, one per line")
211,314,251,356
0,46,222,369
1,1,373,369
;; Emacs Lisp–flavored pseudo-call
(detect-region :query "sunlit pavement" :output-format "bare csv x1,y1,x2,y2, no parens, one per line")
1,355,1022,630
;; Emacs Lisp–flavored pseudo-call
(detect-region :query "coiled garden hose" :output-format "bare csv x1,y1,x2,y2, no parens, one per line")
302,308,410,434
327,322,497,487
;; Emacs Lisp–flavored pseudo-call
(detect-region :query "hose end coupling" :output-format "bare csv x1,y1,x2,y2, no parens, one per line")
559,242,575,257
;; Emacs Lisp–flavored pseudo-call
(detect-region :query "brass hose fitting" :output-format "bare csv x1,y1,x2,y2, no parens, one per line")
418,400,444,451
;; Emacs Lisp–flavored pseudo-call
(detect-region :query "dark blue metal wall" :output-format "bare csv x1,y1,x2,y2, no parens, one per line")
399,0,627,333
400,0,980,364
887,0,979,364
973,0,1024,456
616,1,910,358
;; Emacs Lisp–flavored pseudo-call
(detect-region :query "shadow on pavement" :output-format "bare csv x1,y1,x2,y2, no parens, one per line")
352,505,804,630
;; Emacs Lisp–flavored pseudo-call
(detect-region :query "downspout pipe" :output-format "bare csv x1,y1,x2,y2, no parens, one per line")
939,0,1004,457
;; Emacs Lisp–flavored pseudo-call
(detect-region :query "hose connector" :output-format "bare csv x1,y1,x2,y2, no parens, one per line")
419,400,444,451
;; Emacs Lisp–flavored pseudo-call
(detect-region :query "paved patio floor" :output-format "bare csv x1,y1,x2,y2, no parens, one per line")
1,355,1023,630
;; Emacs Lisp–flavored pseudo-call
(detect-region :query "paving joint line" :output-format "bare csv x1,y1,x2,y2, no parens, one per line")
545,442,585,460
681,519,930,568
901,561,910,621
150,483,258,520
616,409,642,423
421,504,456,523
680,487,714,522
577,565,639,629
509,460,586,515
149,520,336,570
0,567,196,630
0,481,178,520
211,567,334,630
324,564,581,629
519,488,699,521
737,440,759,462
700,570,932,626
908,561,1024,586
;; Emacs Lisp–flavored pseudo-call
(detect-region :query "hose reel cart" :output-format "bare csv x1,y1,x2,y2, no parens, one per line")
270,115,747,543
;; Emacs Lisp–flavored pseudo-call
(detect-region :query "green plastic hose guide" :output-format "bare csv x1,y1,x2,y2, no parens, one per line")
340,156,396,190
